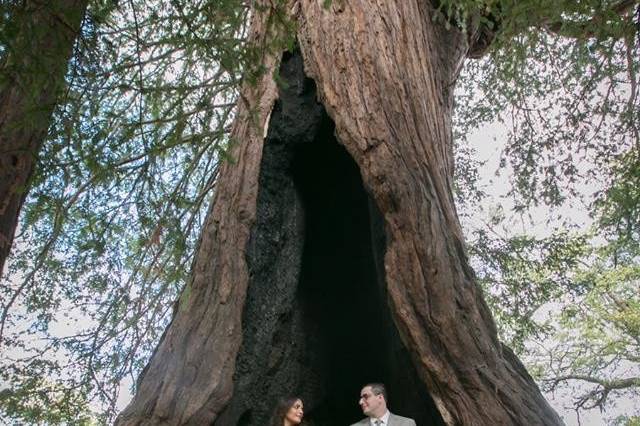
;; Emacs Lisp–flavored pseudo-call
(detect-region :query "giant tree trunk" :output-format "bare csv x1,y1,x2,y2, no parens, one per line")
117,1,563,425
0,0,88,277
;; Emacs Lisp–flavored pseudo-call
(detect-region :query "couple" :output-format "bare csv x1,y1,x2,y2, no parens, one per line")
270,383,416,426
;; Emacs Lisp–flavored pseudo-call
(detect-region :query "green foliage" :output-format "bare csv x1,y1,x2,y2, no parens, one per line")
457,30,638,213
612,416,640,426
598,150,640,253
454,0,639,419
535,249,640,412
467,211,639,417
0,360,95,424
469,228,591,351
437,0,635,41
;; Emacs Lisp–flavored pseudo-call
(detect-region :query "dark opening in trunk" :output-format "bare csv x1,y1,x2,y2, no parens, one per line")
213,51,444,426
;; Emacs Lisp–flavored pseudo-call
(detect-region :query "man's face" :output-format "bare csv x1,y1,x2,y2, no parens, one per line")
359,386,385,417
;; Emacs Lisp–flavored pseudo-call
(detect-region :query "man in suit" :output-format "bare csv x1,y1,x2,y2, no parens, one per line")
350,383,416,426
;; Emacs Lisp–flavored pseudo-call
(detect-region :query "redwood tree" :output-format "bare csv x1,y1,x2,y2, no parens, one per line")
0,0,88,278
116,1,634,425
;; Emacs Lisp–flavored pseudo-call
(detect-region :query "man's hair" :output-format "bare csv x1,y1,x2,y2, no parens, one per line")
365,383,387,402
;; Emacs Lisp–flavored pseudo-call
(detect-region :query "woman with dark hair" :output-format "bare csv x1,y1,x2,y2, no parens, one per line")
269,396,304,426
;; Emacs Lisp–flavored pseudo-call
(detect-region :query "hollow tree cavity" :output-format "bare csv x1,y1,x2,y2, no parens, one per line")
213,51,444,426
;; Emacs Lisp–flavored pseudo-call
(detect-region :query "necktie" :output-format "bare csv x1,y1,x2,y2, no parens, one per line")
375,420,382,426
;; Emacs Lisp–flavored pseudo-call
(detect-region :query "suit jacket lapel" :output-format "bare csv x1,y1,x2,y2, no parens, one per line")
387,412,398,426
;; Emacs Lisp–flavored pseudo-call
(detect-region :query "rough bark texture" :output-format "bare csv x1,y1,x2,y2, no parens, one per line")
118,1,564,425
295,1,562,425
115,9,284,425
0,0,88,278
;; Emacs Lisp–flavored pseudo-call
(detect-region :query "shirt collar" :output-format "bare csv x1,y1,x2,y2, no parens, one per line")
370,410,390,426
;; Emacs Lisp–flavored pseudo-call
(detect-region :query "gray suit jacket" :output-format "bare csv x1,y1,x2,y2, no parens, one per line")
350,412,416,426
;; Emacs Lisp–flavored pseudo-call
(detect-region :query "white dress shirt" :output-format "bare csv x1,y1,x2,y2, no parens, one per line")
370,410,390,426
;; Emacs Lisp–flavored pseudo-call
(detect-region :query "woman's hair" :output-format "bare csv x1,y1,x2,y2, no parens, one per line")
269,396,303,426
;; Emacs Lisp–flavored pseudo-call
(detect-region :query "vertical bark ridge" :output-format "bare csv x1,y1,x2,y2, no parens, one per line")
115,8,285,424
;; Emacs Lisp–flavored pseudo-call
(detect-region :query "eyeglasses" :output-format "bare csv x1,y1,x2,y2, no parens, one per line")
359,392,379,401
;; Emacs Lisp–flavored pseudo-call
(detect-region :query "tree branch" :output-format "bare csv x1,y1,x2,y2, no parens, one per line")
541,0,638,39
548,374,640,410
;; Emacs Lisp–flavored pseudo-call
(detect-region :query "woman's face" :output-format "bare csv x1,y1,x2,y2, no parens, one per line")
285,399,304,425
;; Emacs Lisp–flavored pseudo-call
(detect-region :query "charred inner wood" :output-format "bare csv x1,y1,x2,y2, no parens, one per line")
214,51,444,426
